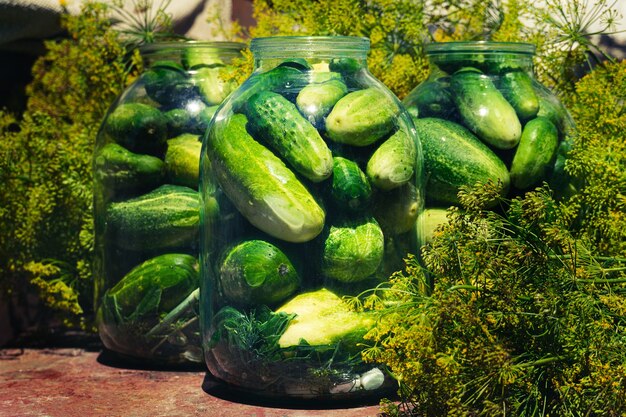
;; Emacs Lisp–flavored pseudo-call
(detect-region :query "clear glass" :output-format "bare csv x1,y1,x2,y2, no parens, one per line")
200,36,424,401
93,41,245,365
404,41,575,227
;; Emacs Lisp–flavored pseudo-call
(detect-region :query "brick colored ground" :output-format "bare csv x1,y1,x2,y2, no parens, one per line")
0,348,385,417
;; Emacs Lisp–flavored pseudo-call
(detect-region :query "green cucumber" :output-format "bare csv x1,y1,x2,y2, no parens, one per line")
321,216,384,283
208,114,325,243
276,288,375,352
372,182,421,236
245,91,333,182
193,66,238,105
451,67,521,149
402,78,455,119
296,78,348,128
164,134,202,189
106,184,200,251
330,156,372,211
164,103,219,137
413,117,510,207
416,208,449,245
499,70,539,120
101,253,198,324
219,240,300,306
104,103,168,156
142,65,196,107
182,48,225,69
94,143,164,195
325,87,398,146
510,117,559,189
366,128,417,190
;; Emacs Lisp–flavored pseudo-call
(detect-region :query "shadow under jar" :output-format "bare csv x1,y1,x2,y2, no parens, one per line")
199,36,425,401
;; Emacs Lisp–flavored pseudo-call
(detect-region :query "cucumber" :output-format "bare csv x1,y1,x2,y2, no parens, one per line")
164,103,219,137
330,156,372,211
366,128,417,190
245,91,333,182
402,78,456,119
451,67,521,150
142,65,196,107
182,48,225,69
499,70,539,120
321,216,385,283
296,78,348,128
101,253,198,324
275,288,375,352
413,117,510,207
106,184,200,251
536,88,573,135
372,182,421,235
104,103,168,156
208,114,325,243
219,240,300,307
94,143,164,195
193,66,238,105
510,117,559,189
416,208,449,245
325,87,398,147
164,134,202,189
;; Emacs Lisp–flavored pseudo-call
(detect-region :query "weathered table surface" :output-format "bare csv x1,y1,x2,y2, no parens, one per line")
0,348,385,417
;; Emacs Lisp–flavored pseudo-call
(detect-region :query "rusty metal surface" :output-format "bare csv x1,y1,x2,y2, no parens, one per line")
0,349,385,417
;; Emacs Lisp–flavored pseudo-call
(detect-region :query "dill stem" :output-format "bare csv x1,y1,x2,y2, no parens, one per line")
576,277,626,284
517,356,564,368
146,288,199,337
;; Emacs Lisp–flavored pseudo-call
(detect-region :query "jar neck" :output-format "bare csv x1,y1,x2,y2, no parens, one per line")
426,41,536,73
250,36,370,71
140,41,245,67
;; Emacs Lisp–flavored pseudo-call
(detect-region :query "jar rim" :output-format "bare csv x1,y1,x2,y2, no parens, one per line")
425,41,536,55
139,40,246,56
250,36,370,57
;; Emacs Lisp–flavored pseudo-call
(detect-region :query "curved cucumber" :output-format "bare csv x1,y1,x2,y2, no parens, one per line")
101,253,199,323
413,117,510,207
510,117,559,189
325,87,398,146
208,114,325,243
451,67,521,150
296,78,348,128
499,70,539,121
94,143,164,195
245,90,333,182
366,128,417,190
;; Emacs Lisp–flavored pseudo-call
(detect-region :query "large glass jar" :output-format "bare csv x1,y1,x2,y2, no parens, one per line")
405,42,575,239
200,36,424,400
93,41,245,365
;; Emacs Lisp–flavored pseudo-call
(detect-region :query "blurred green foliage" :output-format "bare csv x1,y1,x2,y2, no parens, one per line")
0,3,139,331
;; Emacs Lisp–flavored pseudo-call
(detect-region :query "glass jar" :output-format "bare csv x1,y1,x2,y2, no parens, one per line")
200,36,424,400
405,41,575,236
93,41,245,365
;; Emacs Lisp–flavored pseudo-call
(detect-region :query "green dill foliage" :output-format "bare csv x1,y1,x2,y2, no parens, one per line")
363,184,626,416
565,59,626,255
361,59,626,416
0,3,138,329
250,0,431,99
